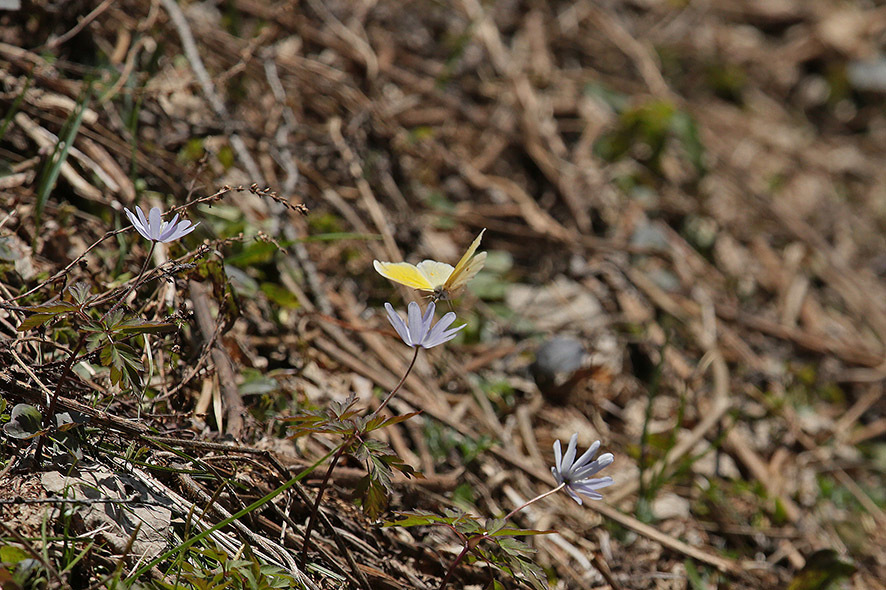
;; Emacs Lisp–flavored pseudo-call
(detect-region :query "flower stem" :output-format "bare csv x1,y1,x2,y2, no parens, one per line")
438,543,470,590
299,439,349,566
369,346,420,419
301,347,420,565
502,482,566,522
435,483,567,589
102,240,156,323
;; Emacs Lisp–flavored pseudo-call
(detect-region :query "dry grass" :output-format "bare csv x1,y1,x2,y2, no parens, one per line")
1,0,884,588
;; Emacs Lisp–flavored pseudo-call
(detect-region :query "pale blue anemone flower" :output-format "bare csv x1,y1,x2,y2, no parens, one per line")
551,433,614,504
125,206,198,243
384,301,464,349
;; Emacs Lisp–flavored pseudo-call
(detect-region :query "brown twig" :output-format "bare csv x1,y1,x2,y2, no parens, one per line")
187,280,245,439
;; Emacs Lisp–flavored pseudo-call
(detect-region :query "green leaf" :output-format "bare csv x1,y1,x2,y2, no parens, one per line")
488,527,555,538
238,373,279,396
497,537,536,557
17,313,56,331
25,303,79,313
685,559,708,590
260,282,302,309
0,544,30,564
357,475,389,520
99,342,116,367
3,404,43,439
101,341,144,388
66,281,92,305
53,410,88,431
787,549,856,590
508,553,548,590
670,110,706,175
329,393,361,420
17,300,79,332
113,317,176,335
383,510,457,528
364,411,421,433
101,309,125,331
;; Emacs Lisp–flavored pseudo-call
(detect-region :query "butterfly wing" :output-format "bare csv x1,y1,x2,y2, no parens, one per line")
415,260,455,289
443,229,486,292
446,251,486,291
373,260,437,291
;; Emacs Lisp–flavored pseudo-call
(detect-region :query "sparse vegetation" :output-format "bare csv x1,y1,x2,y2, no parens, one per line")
2,1,884,589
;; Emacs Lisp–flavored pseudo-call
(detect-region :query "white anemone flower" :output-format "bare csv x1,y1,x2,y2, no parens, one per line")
551,433,614,504
384,301,465,349
124,206,198,243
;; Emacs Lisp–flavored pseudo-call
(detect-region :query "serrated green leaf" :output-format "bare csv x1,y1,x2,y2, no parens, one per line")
103,309,125,330
21,301,78,314
114,342,143,368
100,342,117,367
454,517,484,536
329,393,360,420
509,554,548,590
86,332,105,351
18,300,80,331
66,281,92,305
497,537,536,556
114,317,176,335
354,474,389,520
488,527,555,538
364,411,421,433
17,313,55,331
383,510,457,528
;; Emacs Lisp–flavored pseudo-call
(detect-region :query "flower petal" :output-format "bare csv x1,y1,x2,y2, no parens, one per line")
551,435,614,503
124,207,138,227
125,207,151,241
148,207,163,240
158,213,180,241
422,301,436,330
422,311,464,348
575,476,614,490
169,220,197,242
160,218,191,242
553,439,563,473
385,302,413,347
571,453,614,480
566,487,584,505
135,205,149,228
562,433,579,477
406,301,425,344
572,440,602,470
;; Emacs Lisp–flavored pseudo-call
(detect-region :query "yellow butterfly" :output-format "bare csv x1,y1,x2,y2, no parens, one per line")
373,229,487,301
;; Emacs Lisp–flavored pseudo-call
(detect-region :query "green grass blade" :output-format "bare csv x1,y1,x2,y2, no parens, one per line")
34,82,92,229
296,232,383,243
127,445,338,582
0,74,31,146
